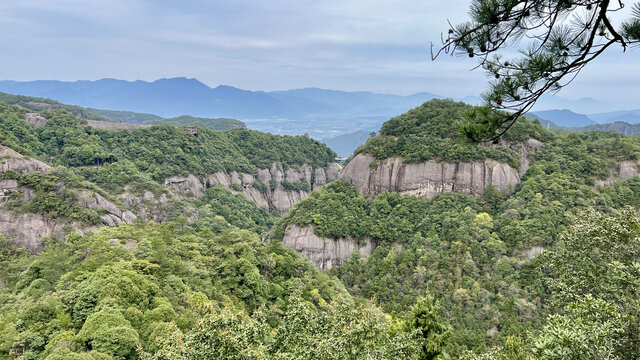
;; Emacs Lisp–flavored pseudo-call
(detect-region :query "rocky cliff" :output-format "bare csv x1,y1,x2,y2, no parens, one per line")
340,139,544,198
0,145,137,252
340,154,521,198
595,160,640,187
282,224,375,270
165,162,342,214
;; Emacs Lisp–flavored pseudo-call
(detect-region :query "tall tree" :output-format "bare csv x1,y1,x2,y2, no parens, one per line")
434,0,640,141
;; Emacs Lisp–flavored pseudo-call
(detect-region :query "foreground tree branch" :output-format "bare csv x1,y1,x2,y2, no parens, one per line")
433,0,640,142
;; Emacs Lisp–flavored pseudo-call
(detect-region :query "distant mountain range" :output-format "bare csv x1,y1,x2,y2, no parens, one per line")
531,109,598,127
0,77,615,138
0,91,246,131
321,130,376,157
529,108,640,135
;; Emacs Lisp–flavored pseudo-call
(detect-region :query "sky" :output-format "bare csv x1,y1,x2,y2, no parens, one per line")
0,0,638,109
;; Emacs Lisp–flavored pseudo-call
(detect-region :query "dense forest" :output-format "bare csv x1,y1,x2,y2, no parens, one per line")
274,100,640,358
1,98,640,359
0,103,335,183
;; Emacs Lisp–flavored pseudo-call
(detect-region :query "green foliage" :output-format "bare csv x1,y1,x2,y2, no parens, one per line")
194,186,277,235
226,129,336,169
277,143,640,356
406,296,450,360
1,169,102,225
147,116,246,130
273,181,370,240
353,99,550,168
0,92,111,122
142,292,421,360
0,105,335,186
280,179,310,192
230,183,244,192
0,221,348,359
532,296,626,360
87,108,163,123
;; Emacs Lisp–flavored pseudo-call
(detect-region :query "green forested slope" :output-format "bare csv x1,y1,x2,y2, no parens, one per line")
0,104,335,183
353,99,552,168
147,115,245,131
0,92,112,122
272,100,640,358
1,98,640,359
0,221,355,359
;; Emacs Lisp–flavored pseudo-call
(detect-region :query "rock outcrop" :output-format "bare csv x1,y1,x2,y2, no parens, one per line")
165,162,342,214
595,160,640,187
0,145,50,174
0,209,104,252
24,112,148,131
77,191,137,226
282,224,375,270
0,186,138,252
0,146,138,251
340,154,521,198
24,113,47,127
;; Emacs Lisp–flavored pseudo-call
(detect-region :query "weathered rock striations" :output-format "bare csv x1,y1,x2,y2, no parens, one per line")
282,224,375,270
0,146,137,251
0,145,50,174
595,160,640,187
165,162,342,214
340,154,521,198
77,191,137,226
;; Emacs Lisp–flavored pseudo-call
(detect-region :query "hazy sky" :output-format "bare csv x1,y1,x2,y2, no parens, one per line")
0,0,638,108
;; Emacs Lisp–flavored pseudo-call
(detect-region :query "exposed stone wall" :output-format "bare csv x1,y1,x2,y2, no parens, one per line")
595,160,640,187
0,145,137,252
165,162,342,214
340,154,521,198
282,224,375,270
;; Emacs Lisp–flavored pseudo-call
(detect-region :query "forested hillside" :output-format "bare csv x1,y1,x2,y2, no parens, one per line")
1,98,640,359
0,102,338,251
274,99,640,358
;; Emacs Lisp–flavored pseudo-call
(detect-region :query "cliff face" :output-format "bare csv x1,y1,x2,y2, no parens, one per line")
165,162,342,214
340,154,522,198
0,145,137,252
282,224,375,270
0,146,50,174
595,160,640,187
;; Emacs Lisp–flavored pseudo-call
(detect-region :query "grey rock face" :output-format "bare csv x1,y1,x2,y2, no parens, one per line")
164,174,206,198
595,160,640,187
76,191,138,226
282,224,375,270
0,209,69,252
0,146,139,251
168,162,342,215
0,145,50,174
340,154,521,198
24,113,47,127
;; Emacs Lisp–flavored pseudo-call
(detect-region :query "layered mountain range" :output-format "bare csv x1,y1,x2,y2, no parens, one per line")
0,78,623,140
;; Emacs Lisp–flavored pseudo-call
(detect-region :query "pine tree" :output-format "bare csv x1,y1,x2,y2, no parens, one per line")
434,0,640,141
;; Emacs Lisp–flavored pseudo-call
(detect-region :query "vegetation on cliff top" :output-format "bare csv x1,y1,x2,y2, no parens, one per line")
353,99,552,168
0,103,336,183
147,115,245,131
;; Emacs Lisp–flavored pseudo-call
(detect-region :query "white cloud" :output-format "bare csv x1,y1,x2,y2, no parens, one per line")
0,0,637,109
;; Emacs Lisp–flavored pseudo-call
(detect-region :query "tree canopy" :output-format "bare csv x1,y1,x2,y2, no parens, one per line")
434,0,640,141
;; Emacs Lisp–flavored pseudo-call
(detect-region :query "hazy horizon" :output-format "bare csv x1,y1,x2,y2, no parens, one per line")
1,1,638,110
